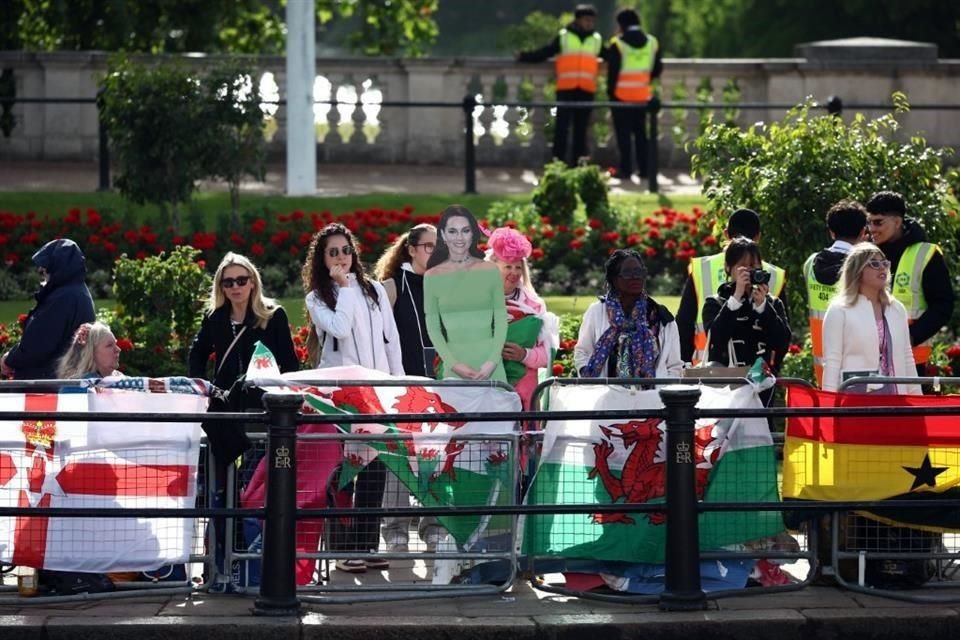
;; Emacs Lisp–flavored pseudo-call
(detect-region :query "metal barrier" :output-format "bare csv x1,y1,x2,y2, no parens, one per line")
244,377,522,607
824,376,960,602
523,376,818,606
0,378,247,603
5,374,960,609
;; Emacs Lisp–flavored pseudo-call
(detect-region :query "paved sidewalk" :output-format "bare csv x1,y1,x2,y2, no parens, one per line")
0,580,958,639
0,161,703,196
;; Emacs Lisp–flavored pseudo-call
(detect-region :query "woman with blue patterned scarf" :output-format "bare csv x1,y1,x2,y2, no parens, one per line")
574,249,682,379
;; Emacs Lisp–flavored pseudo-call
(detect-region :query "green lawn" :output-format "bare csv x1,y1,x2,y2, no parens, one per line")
0,191,706,226
0,295,681,328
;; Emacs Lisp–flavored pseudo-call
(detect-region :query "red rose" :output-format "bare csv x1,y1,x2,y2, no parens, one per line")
531,248,545,259
946,345,960,359
788,344,802,355
123,230,139,244
569,239,584,250
251,242,265,257
18,313,28,326
665,239,677,250
251,218,268,234
574,228,586,237
703,235,717,246
116,338,134,351
542,228,555,239
552,363,565,376
647,228,660,240
645,247,657,257
197,260,206,269
152,345,165,355
86,209,102,227
557,225,569,233
588,218,602,229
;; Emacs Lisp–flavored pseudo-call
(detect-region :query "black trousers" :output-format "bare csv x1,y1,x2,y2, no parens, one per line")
611,102,649,177
327,459,387,554
553,89,594,166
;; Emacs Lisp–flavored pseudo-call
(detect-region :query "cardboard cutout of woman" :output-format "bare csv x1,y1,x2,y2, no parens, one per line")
424,205,508,383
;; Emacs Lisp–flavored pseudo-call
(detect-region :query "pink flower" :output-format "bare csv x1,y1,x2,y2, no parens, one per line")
488,227,532,262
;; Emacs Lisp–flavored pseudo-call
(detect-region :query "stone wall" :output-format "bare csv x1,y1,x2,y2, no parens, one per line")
1,39,957,166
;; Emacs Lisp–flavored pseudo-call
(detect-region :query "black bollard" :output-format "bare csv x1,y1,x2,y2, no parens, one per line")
253,392,303,616
96,87,110,192
463,94,477,195
647,97,660,194
658,384,706,611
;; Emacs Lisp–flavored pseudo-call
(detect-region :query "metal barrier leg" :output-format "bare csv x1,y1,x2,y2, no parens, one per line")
254,392,303,616
659,384,706,611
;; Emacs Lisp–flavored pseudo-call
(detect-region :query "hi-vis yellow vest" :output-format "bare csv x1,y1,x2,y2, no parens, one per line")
555,29,602,92
891,242,940,365
803,253,837,386
689,253,786,365
611,35,658,102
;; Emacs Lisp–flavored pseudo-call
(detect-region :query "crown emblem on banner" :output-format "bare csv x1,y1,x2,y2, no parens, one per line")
21,420,56,448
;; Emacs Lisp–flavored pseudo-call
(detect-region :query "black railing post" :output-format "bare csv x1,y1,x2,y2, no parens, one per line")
463,93,477,194
253,392,303,616
647,97,660,194
96,87,110,192
658,384,706,611
826,95,843,117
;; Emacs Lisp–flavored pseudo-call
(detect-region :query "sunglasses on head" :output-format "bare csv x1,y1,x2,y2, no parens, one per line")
221,276,250,288
327,245,354,258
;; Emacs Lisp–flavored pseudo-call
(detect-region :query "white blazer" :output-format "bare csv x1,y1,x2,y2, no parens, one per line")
305,277,405,375
574,300,683,378
821,294,920,394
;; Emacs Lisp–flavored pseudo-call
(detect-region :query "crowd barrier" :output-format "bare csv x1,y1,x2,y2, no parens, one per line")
3,375,960,612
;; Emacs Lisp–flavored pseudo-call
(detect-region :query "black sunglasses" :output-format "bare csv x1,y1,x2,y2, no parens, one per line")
327,245,354,258
221,276,250,289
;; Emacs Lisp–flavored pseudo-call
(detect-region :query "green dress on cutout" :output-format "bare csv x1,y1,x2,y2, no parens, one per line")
424,267,508,383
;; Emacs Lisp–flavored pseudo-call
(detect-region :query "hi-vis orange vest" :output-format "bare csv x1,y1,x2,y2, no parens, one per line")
611,34,658,102
689,253,786,365
555,29,602,93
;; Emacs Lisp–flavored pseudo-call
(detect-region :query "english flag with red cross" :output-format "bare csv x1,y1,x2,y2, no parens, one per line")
0,382,206,572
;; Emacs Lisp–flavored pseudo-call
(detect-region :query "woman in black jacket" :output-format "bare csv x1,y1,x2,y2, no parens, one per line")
702,237,791,404
189,252,299,462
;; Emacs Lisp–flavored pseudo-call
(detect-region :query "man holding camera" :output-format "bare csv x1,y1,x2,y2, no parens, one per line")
701,237,791,403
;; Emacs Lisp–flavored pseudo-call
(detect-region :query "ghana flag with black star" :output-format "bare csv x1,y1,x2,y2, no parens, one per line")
783,384,960,532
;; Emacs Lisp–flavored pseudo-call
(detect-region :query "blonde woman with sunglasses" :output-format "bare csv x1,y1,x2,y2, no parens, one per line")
188,252,300,461
821,242,921,394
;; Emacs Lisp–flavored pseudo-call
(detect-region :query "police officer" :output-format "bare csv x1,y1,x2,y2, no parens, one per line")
803,200,869,386
676,208,787,366
866,191,954,376
606,8,663,181
516,4,606,167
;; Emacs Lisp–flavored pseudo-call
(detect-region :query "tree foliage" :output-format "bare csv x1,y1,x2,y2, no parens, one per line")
691,93,956,326
316,0,439,57
2,0,284,53
101,57,265,229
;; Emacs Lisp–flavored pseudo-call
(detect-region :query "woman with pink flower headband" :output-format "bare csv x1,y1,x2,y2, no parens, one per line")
56,321,122,379
486,227,559,409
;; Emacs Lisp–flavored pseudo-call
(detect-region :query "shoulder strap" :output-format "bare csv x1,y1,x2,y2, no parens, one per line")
216,325,248,378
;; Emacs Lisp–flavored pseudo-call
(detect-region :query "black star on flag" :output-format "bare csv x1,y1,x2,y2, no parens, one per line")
902,453,948,491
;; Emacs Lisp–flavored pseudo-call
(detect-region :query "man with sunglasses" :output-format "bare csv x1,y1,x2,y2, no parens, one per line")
803,200,869,386
866,191,954,376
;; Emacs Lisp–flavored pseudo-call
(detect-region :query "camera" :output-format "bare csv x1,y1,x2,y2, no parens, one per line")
750,269,771,286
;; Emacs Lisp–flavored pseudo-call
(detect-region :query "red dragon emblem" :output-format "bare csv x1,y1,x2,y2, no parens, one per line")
253,355,273,369
588,418,720,525
392,387,467,480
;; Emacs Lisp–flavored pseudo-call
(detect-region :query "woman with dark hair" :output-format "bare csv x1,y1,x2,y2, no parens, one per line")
301,223,402,574
424,205,508,383
701,237,791,387
374,223,438,377
302,223,403,374
575,249,681,378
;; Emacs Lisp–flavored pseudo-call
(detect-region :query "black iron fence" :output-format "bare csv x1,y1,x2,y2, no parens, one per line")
3,376,960,612
7,94,958,195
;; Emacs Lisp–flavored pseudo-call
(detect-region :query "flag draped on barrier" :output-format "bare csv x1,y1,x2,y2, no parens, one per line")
0,378,207,571
523,383,782,563
249,342,523,548
784,383,960,532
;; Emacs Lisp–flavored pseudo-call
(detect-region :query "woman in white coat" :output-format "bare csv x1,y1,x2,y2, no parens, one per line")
821,242,920,395
302,222,404,574
575,249,682,379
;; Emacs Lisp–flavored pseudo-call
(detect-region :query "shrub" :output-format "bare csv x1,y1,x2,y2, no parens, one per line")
112,246,211,376
692,93,956,326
